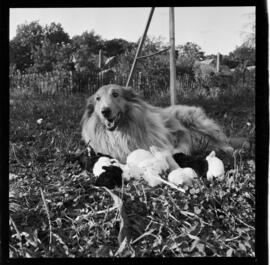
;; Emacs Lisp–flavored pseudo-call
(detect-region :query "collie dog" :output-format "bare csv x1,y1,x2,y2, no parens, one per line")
81,84,232,163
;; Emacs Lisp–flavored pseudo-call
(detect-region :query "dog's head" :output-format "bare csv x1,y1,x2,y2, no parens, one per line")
84,84,140,131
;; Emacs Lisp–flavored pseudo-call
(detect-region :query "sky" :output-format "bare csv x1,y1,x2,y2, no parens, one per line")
9,7,255,55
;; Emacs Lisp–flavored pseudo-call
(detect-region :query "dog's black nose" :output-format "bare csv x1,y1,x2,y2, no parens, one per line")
101,107,111,118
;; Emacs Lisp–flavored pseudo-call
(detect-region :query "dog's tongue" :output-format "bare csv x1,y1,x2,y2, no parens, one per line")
105,113,121,130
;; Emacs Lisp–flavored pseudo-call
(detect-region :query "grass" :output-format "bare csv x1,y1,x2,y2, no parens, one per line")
9,91,255,257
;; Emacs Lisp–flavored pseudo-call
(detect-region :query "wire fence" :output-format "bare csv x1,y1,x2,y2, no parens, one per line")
9,70,98,95
9,68,255,99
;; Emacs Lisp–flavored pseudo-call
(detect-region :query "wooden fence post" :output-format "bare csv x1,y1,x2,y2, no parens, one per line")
99,49,103,69
169,7,177,105
216,52,220,73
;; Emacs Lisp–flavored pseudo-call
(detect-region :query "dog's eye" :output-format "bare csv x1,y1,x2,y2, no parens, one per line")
96,96,101,101
112,92,119,98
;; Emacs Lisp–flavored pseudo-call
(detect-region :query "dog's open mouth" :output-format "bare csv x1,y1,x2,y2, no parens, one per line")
105,112,122,131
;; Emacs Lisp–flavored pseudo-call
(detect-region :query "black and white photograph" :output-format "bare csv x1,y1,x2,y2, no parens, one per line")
8,6,259,258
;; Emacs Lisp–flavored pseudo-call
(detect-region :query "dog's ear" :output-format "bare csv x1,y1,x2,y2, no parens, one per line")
122,86,141,101
85,95,95,115
81,95,95,125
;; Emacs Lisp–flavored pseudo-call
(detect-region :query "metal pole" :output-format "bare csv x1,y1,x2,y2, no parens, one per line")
126,7,155,87
169,7,177,105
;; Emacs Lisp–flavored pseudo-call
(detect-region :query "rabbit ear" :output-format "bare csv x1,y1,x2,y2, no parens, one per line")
209,151,216,157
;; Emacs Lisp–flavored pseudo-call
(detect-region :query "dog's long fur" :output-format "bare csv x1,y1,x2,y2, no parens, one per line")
81,84,232,163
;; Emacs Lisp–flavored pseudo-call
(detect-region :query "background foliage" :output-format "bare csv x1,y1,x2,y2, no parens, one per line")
10,21,255,91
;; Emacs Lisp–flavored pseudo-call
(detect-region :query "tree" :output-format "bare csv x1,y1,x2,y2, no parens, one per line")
176,42,205,77
10,41,33,72
72,30,103,54
10,21,71,72
72,45,100,73
177,42,205,60
71,30,104,72
30,39,74,73
229,45,255,67
31,38,58,73
139,36,168,56
13,20,44,48
55,43,74,71
44,22,70,44
9,21,44,71
241,12,255,49
103,38,134,57
221,12,255,78
222,55,239,69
